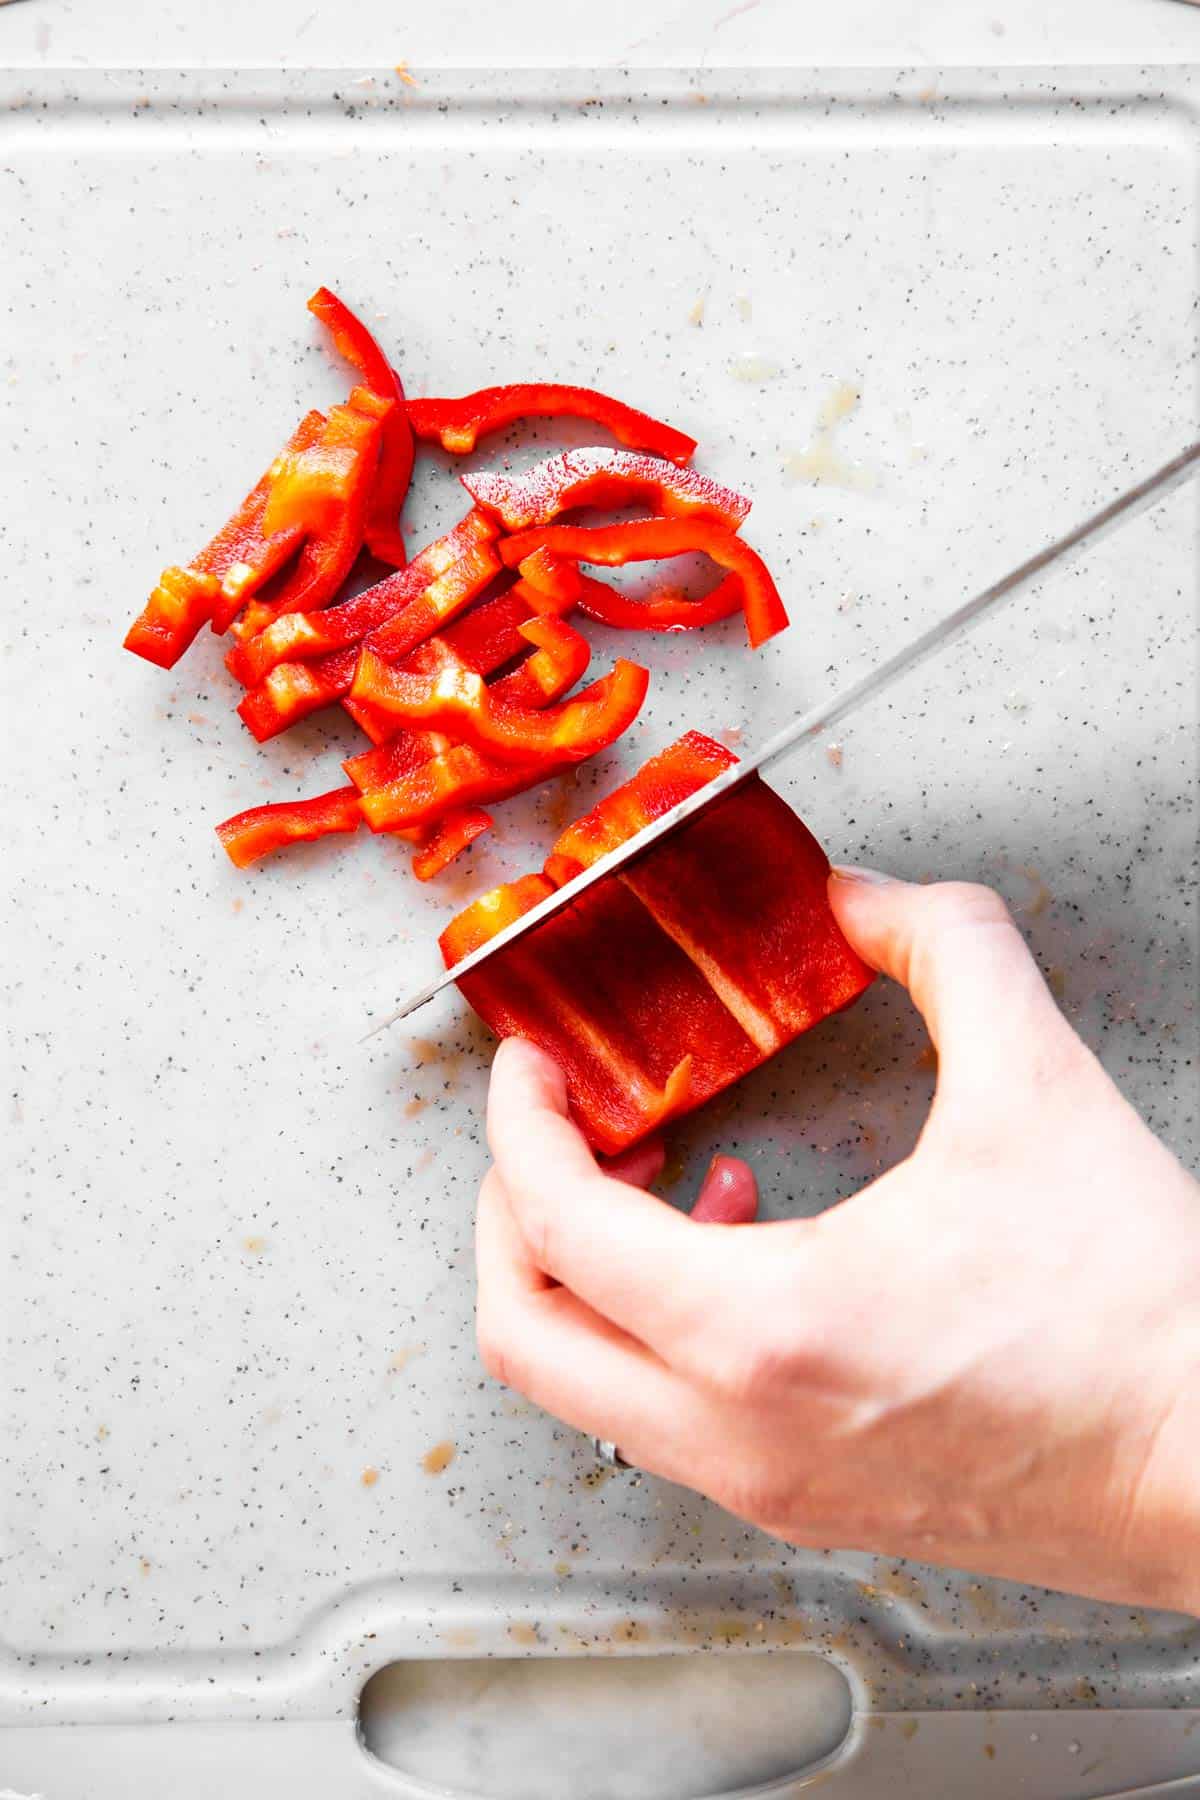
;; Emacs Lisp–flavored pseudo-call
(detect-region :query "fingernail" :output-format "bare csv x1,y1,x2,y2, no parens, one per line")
830,863,895,885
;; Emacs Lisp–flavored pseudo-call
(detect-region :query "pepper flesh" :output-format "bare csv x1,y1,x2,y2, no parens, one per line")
261,386,391,539
410,808,493,881
357,742,557,834
308,286,415,566
215,785,363,869
124,411,324,666
225,509,498,688
230,389,389,641
462,448,750,532
499,518,789,651
544,730,737,885
350,646,650,768
440,734,874,1150
407,384,696,466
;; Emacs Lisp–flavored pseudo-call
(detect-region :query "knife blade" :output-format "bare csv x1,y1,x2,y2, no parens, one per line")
369,439,1200,1034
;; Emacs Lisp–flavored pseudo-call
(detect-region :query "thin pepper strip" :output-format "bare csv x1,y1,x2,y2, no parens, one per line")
407,384,696,466
238,574,537,744
350,646,650,768
544,730,737,885
563,564,745,634
308,287,415,566
124,411,324,667
215,785,363,869
498,518,789,650
230,389,390,642
439,874,556,965
462,448,750,532
411,809,493,881
225,509,497,688
357,742,561,834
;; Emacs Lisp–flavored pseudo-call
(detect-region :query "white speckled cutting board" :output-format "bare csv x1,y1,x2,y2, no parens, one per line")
1,61,1197,1798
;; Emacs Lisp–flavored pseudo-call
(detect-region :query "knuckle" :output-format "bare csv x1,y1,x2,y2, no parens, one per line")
475,1315,518,1389
920,879,1013,934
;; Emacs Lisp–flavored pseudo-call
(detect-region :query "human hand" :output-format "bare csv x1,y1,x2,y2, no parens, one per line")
475,870,1200,1612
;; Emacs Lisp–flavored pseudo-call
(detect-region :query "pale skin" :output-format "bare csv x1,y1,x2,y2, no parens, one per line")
475,868,1200,1613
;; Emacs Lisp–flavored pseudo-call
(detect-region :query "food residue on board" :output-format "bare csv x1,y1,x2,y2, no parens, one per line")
242,1234,267,1255
728,350,781,383
361,1467,380,1487
422,1439,456,1475
404,1096,428,1118
825,741,844,769
785,383,877,491
389,1345,425,1375
687,294,706,326
508,1622,540,1645
735,293,753,321
393,61,418,87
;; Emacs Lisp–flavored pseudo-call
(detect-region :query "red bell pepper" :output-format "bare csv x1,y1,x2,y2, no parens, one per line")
215,785,363,869
438,873,555,965
509,545,585,613
261,386,390,538
443,877,756,1155
499,519,789,651
357,742,558,834
487,618,591,709
239,576,538,745
407,384,696,466
124,411,325,667
462,448,750,532
567,566,744,635
350,645,650,768
308,287,415,566
440,735,874,1150
230,389,389,642
362,537,501,664
123,567,223,671
544,730,737,885
225,509,498,688
410,808,493,882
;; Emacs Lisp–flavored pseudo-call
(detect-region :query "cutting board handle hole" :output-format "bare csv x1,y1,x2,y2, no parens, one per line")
358,1649,852,1798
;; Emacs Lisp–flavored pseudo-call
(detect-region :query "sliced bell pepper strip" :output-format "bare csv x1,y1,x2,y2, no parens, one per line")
308,286,415,567
124,412,325,666
410,808,493,881
215,785,363,869
509,544,585,612
462,448,750,532
545,730,737,885
438,873,555,965
261,385,392,538
225,509,497,688
357,742,558,834
444,876,759,1155
487,618,591,709
350,646,650,768
499,519,788,651
564,565,744,635
239,575,535,744
343,724,451,796
123,567,223,671
407,384,696,466
362,538,502,664
230,390,389,642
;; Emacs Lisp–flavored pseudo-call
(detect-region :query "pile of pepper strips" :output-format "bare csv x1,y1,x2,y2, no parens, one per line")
124,289,789,881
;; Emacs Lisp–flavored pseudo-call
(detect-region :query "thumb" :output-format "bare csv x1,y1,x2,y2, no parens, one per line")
827,868,1079,1094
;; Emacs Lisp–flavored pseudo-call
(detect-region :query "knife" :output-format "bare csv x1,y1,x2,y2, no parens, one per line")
371,440,1200,1033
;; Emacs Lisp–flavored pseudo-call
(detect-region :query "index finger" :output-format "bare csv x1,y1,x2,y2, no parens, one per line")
485,1037,735,1361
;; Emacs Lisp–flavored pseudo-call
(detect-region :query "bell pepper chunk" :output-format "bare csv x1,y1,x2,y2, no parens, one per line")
411,808,493,881
545,730,737,885
499,518,788,651
225,509,497,688
444,877,759,1155
618,779,874,1054
440,734,874,1150
463,448,750,532
407,384,696,466
363,538,502,664
308,286,415,567
229,390,388,642
350,646,650,768
215,785,363,869
571,566,745,635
